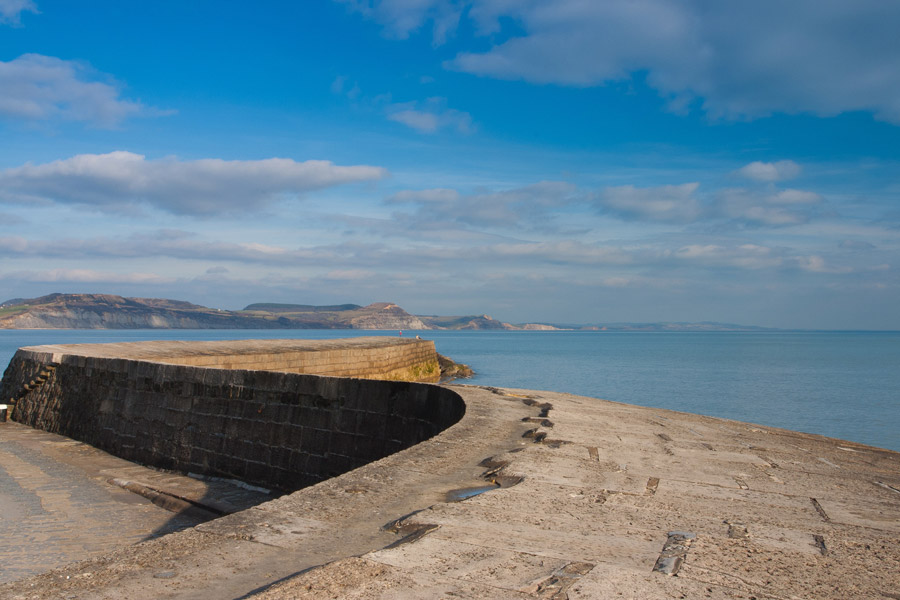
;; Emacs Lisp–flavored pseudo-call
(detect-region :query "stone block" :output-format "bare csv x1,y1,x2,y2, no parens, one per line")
249,442,271,464
305,453,324,478
303,407,332,430
288,449,308,473
335,407,362,434
270,446,292,470
202,431,226,453
331,431,359,455
169,395,194,413
250,419,275,445
306,427,331,454
268,403,293,424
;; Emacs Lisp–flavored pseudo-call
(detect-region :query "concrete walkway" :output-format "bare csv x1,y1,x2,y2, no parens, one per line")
1,384,898,599
254,386,900,599
0,422,269,585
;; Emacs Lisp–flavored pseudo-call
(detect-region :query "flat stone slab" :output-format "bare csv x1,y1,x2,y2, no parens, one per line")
0,423,208,584
2,384,899,599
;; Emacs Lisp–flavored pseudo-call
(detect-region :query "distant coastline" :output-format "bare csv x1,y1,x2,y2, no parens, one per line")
0,293,776,332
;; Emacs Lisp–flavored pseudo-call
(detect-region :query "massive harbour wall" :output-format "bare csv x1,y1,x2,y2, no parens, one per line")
0,338,462,491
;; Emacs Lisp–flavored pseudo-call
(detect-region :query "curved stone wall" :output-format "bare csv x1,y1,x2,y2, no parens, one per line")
1,347,465,491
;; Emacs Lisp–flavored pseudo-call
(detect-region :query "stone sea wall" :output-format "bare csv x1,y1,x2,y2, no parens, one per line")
1,347,464,491
153,338,440,382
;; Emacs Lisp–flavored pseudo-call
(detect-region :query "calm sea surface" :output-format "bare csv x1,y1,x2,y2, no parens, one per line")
1,329,898,452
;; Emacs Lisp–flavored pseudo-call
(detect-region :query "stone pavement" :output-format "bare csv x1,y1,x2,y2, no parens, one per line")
253,386,900,599
0,422,269,585
1,384,898,599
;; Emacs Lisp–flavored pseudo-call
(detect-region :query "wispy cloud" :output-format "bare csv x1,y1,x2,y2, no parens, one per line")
1,228,861,277
330,76,473,135
1,268,175,284
330,75,361,99
0,54,167,127
389,181,577,227
347,0,900,124
0,230,392,268
671,243,852,274
589,176,825,228
596,183,702,223
717,188,822,227
337,0,462,45
735,160,802,182
0,0,37,26
0,151,388,216
386,97,473,134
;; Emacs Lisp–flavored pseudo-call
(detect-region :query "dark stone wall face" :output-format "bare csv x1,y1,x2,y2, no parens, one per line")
1,350,465,491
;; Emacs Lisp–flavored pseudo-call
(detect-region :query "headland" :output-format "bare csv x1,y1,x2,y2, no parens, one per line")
0,293,773,331
0,338,897,598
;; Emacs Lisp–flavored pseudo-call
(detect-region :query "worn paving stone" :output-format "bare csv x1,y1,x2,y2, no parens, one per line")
0,424,205,584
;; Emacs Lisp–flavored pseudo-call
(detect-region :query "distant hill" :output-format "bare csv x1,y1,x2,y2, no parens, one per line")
238,301,428,329
417,314,514,330
0,294,284,330
0,293,772,331
0,294,510,330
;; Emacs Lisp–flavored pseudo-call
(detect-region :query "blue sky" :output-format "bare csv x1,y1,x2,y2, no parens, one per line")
1,0,899,329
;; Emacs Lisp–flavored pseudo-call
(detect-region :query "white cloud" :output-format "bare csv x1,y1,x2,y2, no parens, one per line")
388,109,441,132
330,78,472,134
349,0,900,124
330,75,348,94
389,181,577,227
597,183,702,223
0,151,388,215
717,187,822,226
669,242,858,274
386,97,473,133
338,0,461,44
389,178,826,231
673,243,786,270
2,268,175,284
0,54,165,127
484,240,635,265
736,160,802,182
0,231,393,269
0,0,37,25
771,189,820,205
793,255,852,274
331,75,361,99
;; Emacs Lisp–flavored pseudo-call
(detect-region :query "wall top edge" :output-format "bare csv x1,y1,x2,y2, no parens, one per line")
17,337,435,361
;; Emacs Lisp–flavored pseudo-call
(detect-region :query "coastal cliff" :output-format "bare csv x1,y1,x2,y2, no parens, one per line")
0,293,766,331
0,294,528,330
0,294,287,330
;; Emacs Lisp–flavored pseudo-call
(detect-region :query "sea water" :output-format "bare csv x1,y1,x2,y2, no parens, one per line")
1,329,897,452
